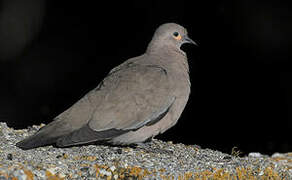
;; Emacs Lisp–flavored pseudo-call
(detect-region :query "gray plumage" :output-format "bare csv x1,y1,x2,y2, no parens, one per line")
16,23,196,150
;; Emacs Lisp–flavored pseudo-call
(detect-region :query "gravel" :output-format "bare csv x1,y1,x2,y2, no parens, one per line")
0,122,291,179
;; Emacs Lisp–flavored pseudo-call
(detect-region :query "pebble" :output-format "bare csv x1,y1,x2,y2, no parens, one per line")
248,152,263,158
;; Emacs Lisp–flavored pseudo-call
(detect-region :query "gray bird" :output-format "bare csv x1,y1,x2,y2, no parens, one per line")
16,23,196,150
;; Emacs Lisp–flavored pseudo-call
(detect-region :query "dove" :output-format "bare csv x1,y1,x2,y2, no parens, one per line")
16,23,196,149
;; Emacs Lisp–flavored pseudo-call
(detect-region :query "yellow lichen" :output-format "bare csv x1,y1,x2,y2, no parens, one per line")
212,169,231,179
143,168,151,177
184,171,194,179
45,170,64,180
23,169,34,180
262,167,280,180
77,171,82,177
0,171,9,179
86,156,97,161
63,153,68,159
35,162,285,180
95,169,100,177
129,166,142,177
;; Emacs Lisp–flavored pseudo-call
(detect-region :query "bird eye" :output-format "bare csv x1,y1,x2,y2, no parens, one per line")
173,32,179,37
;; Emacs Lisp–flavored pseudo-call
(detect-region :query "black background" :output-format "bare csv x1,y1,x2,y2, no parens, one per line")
0,0,291,155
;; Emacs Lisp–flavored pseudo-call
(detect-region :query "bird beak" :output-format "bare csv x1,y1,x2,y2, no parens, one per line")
183,35,198,46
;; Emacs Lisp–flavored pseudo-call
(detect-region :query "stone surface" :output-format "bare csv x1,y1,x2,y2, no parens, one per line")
0,122,291,179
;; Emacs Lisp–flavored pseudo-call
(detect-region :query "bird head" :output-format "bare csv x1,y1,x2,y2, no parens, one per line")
147,23,197,53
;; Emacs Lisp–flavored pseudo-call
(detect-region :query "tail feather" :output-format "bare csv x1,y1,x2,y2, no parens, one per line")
16,120,71,150
16,133,59,150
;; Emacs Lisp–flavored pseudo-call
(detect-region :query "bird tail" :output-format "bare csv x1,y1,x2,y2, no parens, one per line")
16,120,70,150
16,131,59,150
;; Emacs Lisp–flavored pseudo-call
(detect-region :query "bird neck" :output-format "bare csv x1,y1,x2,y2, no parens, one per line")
146,41,185,57
146,39,177,54
145,44,190,84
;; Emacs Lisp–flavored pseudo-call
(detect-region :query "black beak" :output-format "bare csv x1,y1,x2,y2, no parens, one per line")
183,35,198,46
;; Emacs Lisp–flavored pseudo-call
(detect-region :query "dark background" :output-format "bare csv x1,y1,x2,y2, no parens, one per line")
0,0,291,155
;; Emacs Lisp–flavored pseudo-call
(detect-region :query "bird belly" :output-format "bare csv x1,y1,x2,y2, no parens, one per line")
110,96,188,145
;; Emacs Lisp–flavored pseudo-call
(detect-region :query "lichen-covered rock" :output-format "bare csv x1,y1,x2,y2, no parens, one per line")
0,122,291,179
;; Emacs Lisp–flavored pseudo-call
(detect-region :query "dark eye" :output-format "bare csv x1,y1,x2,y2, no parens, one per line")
173,32,179,37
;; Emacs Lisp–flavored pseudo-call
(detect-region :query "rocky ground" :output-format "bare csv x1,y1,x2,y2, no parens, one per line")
0,122,291,179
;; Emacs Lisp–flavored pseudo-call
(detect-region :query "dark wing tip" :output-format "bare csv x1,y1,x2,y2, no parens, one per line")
15,140,33,150
16,134,59,150
16,138,43,150
56,124,129,147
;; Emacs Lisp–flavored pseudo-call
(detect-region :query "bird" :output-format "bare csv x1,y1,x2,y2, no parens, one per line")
16,23,197,150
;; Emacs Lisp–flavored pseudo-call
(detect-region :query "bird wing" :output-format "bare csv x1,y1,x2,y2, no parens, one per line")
56,62,175,147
